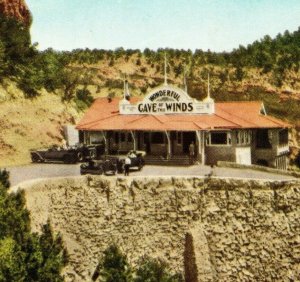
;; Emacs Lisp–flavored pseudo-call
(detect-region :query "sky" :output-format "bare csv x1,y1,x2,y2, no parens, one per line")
26,0,300,52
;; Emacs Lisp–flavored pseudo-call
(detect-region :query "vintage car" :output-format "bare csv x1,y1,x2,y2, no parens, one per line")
116,150,146,173
102,158,119,175
80,157,120,175
79,151,145,175
30,143,104,164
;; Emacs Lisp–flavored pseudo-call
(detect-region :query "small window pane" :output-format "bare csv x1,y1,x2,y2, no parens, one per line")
211,132,227,145
128,133,132,142
241,131,245,143
236,132,240,144
279,129,288,145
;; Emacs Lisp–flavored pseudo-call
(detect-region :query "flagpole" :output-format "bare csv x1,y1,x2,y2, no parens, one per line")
164,53,167,86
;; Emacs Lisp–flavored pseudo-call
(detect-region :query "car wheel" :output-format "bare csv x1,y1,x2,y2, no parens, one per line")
77,152,84,162
31,154,40,163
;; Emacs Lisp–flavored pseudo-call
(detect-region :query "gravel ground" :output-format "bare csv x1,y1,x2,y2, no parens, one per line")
3,162,296,188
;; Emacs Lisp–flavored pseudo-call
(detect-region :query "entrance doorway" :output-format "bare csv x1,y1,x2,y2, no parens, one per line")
182,132,196,153
143,132,151,153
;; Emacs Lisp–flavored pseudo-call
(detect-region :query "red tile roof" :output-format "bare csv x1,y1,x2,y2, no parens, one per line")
76,97,291,131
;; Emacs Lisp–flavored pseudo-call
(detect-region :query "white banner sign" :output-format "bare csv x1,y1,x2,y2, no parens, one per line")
119,85,214,115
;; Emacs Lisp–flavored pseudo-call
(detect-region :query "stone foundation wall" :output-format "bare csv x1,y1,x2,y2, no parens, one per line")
22,176,300,281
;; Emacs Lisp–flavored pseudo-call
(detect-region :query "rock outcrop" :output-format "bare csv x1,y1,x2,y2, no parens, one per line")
0,0,31,26
22,176,300,281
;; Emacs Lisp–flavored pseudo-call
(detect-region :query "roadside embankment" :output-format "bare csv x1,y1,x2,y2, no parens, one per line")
19,176,300,281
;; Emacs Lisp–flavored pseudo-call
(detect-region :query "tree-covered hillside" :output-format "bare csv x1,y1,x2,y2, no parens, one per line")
1,12,300,165
64,27,300,88
56,28,300,123
1,12,300,109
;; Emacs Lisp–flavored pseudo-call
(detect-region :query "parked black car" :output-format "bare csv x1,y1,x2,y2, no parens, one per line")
79,151,146,175
80,157,120,175
30,143,104,164
112,150,146,173
80,160,104,175
102,158,118,175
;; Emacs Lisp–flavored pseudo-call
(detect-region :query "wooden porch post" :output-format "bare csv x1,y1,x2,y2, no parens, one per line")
201,131,206,165
84,131,90,145
196,131,206,165
130,131,137,150
102,131,108,154
165,131,171,160
196,130,201,163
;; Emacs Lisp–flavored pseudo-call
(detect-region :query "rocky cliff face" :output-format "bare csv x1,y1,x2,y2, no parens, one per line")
0,0,31,26
23,176,300,282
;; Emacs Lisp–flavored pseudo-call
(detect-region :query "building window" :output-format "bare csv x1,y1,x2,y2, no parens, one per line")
246,131,252,144
236,130,252,145
279,129,288,145
90,132,104,144
256,129,272,149
79,131,84,143
207,132,232,146
120,132,126,142
211,132,227,144
152,132,164,144
84,132,90,144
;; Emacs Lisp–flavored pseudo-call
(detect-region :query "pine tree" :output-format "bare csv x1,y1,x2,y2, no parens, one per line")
134,256,183,282
0,170,68,281
0,40,7,78
95,244,132,282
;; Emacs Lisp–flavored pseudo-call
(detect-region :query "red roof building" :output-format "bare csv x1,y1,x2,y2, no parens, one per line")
76,83,290,169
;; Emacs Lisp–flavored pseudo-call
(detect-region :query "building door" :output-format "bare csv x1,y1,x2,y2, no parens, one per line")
137,132,142,150
182,132,196,153
144,132,151,153
170,131,176,155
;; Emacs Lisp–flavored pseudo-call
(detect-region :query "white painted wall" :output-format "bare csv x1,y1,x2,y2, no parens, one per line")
63,125,79,146
236,147,251,165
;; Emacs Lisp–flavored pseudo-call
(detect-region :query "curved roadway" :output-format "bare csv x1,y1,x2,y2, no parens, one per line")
3,163,296,188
